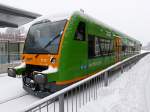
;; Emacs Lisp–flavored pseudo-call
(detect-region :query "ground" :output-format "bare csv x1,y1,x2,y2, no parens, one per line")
79,54,150,112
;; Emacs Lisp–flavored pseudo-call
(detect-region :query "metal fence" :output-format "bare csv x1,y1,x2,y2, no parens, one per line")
0,54,21,73
0,39,23,73
0,54,21,64
21,52,149,112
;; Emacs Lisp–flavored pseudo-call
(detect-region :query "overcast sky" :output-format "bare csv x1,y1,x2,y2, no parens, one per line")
0,0,149,45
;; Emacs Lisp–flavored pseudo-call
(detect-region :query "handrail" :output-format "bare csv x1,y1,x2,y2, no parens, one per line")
21,52,149,112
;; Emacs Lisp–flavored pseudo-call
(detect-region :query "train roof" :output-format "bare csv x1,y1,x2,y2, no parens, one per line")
28,12,70,25
71,11,141,44
27,11,141,45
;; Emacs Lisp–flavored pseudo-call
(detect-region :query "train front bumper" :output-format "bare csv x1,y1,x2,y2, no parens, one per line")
23,84,50,98
22,73,50,98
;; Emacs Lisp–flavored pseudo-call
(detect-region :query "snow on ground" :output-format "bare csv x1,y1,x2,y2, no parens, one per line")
141,50,150,53
0,76,27,104
79,54,150,112
0,94,40,112
0,75,40,112
0,73,8,77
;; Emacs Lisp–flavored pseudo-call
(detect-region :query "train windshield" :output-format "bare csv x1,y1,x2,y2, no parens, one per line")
23,19,67,54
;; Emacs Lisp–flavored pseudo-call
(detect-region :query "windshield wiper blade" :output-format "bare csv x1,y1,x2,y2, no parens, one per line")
32,31,63,53
43,31,63,49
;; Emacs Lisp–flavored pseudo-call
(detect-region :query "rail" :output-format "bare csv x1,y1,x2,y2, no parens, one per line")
21,52,149,112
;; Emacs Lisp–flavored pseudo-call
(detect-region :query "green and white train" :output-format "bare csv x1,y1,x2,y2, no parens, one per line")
8,11,141,97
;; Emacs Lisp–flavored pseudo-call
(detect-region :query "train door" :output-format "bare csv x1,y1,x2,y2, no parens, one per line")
114,37,121,62
74,21,88,75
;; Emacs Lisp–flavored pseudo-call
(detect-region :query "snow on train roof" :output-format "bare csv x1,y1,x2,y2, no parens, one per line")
21,12,71,33
30,12,70,25
23,11,141,44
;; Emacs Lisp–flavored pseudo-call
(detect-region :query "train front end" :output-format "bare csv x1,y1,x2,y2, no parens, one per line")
8,18,68,97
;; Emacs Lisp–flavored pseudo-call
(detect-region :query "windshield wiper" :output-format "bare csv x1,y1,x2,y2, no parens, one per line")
43,31,63,49
30,31,63,54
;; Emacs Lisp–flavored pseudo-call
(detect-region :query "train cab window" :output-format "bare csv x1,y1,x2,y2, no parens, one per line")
75,22,85,41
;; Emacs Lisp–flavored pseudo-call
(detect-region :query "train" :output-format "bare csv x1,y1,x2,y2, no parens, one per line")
8,11,141,98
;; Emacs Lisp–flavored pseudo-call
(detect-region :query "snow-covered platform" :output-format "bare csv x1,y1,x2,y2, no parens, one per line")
79,54,150,112
0,74,40,112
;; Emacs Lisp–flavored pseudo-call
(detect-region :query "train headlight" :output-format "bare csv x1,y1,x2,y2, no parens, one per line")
50,57,56,64
34,74,46,84
8,68,16,78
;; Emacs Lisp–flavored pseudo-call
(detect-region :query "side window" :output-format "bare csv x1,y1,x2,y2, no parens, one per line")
122,45,126,52
95,37,101,56
75,22,85,41
88,35,95,58
88,35,113,59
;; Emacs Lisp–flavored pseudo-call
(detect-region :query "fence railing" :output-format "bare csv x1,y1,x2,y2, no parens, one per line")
20,52,149,112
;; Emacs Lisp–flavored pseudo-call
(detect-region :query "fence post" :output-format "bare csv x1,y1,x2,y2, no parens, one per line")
59,94,64,112
121,65,123,73
104,72,108,86
134,56,138,64
7,40,10,63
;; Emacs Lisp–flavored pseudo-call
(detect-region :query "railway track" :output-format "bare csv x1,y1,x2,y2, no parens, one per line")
0,93,28,105
0,94,40,112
